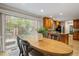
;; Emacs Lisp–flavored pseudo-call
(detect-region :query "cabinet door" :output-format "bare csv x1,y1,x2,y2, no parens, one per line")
77,33,79,40
78,21,79,28
73,32,79,40
59,34,68,44
43,17,53,29
74,20,79,28
73,34,78,40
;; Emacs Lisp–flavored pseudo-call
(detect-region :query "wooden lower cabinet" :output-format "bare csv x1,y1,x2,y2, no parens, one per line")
73,32,79,40
48,32,69,44
73,20,79,29
59,34,68,44
73,19,79,40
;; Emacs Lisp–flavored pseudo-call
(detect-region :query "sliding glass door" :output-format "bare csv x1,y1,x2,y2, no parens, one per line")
5,15,38,55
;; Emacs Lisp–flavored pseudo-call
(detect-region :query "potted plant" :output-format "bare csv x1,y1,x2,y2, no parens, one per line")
37,27,48,38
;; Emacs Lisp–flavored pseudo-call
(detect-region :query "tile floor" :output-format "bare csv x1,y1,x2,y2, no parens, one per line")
68,35,79,56
70,40,79,56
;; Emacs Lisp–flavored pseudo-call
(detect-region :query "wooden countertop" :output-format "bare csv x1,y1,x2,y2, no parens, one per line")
23,37,73,56
48,32,68,34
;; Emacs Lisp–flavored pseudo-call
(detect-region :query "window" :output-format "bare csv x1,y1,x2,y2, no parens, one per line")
5,15,38,52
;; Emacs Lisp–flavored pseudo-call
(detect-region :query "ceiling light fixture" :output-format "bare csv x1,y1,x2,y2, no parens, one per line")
49,16,52,18
59,13,63,15
40,9,44,12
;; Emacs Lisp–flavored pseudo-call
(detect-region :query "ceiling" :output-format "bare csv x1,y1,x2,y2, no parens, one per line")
2,3,79,21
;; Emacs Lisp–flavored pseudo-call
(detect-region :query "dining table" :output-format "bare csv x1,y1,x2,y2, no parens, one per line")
21,35,73,56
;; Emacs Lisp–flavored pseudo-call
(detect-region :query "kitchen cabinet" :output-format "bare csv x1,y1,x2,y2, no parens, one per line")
59,34,68,44
73,32,79,40
73,20,79,29
73,19,79,40
43,17,53,29
48,32,69,44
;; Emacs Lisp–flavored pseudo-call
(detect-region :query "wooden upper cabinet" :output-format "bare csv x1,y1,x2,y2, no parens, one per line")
73,19,79,29
43,17,53,29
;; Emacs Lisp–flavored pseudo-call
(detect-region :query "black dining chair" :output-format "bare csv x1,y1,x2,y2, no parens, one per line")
21,40,32,56
17,36,44,56
17,36,24,56
17,36,32,56
21,39,44,56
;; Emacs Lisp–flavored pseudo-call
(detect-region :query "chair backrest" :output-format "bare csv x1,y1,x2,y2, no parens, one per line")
17,36,31,56
17,36,22,50
22,40,31,56
17,36,24,55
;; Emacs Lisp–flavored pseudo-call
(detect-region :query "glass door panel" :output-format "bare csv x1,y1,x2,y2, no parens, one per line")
5,15,38,55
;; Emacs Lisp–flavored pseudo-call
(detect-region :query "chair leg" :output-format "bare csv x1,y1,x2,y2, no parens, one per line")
26,52,29,56
25,48,29,56
19,51,21,56
19,51,24,56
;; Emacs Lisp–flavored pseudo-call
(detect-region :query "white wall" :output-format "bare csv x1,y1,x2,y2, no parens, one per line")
65,20,73,34
0,14,2,51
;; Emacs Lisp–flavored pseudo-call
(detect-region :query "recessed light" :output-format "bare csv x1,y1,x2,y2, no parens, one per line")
40,9,44,12
59,13,63,15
